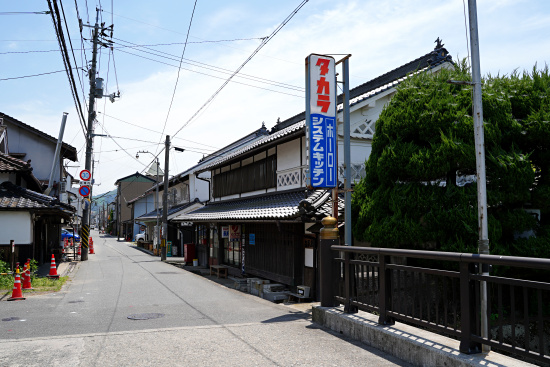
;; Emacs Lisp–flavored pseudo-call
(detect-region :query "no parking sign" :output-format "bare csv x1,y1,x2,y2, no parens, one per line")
79,185,90,197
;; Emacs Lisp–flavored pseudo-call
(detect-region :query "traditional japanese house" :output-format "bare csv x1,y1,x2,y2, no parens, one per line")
178,42,455,297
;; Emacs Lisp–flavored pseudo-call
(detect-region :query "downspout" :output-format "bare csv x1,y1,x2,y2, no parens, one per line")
45,113,68,195
195,173,211,204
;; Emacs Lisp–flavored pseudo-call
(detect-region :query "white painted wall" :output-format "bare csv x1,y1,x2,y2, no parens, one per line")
277,138,301,171
0,211,33,245
7,126,61,182
192,172,210,202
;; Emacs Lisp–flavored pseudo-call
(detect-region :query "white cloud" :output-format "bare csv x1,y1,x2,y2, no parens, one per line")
1,0,549,194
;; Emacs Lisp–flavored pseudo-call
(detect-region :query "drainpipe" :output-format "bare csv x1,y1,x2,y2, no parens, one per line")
195,174,211,203
45,113,68,195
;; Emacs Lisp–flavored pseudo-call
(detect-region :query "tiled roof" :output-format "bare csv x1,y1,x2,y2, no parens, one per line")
197,120,305,173
0,153,31,173
0,181,75,213
176,189,333,221
0,112,78,161
114,172,156,185
136,199,202,221
0,153,44,192
196,46,453,172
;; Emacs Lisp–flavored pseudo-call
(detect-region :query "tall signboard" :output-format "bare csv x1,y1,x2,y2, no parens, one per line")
305,54,337,188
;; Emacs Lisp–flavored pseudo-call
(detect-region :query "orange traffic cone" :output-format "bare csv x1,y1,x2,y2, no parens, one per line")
47,254,60,279
8,268,26,301
22,262,33,290
89,237,94,254
77,243,81,256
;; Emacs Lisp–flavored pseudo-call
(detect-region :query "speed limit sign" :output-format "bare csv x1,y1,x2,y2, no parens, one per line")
80,169,91,181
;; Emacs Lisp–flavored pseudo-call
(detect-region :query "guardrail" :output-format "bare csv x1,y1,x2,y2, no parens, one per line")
330,245,550,365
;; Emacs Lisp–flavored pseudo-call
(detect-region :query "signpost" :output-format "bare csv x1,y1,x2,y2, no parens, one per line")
79,185,91,197
305,54,337,189
80,169,91,181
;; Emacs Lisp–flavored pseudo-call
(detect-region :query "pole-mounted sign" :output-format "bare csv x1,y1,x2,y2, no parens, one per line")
79,185,91,197
305,54,337,188
80,169,91,181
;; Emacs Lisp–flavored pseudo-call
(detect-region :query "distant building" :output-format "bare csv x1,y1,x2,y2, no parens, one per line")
114,172,156,240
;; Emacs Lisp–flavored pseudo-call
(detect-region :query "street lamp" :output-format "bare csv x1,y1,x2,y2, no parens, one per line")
137,151,161,250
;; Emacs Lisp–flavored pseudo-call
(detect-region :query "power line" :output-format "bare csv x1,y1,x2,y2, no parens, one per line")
115,48,303,98
157,0,198,155
102,9,300,66
0,38,271,54
98,112,219,149
134,0,309,172
0,68,76,81
170,0,310,141
112,37,304,92
47,0,88,137
0,11,51,15
59,0,87,109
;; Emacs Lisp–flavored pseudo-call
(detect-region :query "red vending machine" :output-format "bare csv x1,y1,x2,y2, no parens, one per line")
184,243,196,265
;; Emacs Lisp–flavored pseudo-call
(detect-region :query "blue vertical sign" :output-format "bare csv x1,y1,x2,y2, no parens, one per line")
306,54,337,188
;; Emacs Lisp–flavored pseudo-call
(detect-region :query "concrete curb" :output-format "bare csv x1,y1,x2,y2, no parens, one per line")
312,306,535,367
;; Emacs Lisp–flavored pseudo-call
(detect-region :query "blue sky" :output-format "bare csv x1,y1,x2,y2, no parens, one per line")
1,0,549,195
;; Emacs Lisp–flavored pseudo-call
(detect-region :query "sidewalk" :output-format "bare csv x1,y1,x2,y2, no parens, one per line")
36,259,77,278
125,239,537,366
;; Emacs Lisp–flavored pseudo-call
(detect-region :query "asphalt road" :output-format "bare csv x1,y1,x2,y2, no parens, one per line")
1,232,411,367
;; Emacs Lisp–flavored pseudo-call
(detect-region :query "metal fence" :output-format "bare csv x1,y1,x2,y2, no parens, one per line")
331,245,550,365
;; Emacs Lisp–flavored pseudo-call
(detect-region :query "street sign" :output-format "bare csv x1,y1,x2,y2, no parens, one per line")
79,185,91,197
80,169,91,181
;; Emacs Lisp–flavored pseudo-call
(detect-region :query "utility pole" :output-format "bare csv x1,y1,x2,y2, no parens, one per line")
161,135,170,261
468,0,489,352
80,9,100,261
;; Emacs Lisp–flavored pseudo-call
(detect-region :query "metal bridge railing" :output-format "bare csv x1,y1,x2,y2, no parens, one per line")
328,245,550,365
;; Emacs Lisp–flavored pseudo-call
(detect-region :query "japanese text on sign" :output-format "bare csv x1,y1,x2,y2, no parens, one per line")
306,54,337,188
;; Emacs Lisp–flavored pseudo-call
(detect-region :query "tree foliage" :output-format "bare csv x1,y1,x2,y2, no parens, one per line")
352,61,550,256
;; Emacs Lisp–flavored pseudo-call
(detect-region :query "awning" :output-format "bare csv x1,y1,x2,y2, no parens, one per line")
175,189,342,222
136,199,204,222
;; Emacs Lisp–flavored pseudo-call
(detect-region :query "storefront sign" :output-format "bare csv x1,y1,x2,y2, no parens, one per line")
305,54,337,188
229,225,241,241
221,226,229,238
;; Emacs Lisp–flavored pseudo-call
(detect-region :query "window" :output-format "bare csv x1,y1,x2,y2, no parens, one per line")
213,154,276,197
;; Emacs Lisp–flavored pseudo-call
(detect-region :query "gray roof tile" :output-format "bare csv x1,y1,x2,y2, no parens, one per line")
176,189,334,221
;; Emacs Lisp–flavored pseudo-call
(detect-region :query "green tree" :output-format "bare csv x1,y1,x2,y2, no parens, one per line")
352,61,550,257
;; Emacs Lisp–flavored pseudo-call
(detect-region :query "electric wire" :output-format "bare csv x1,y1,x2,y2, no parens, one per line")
0,68,78,81
112,36,304,91
0,11,51,15
115,48,303,98
156,0,198,156
170,0,309,140
59,0,87,109
98,112,219,149
132,0,309,172
46,0,88,137
102,9,299,65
